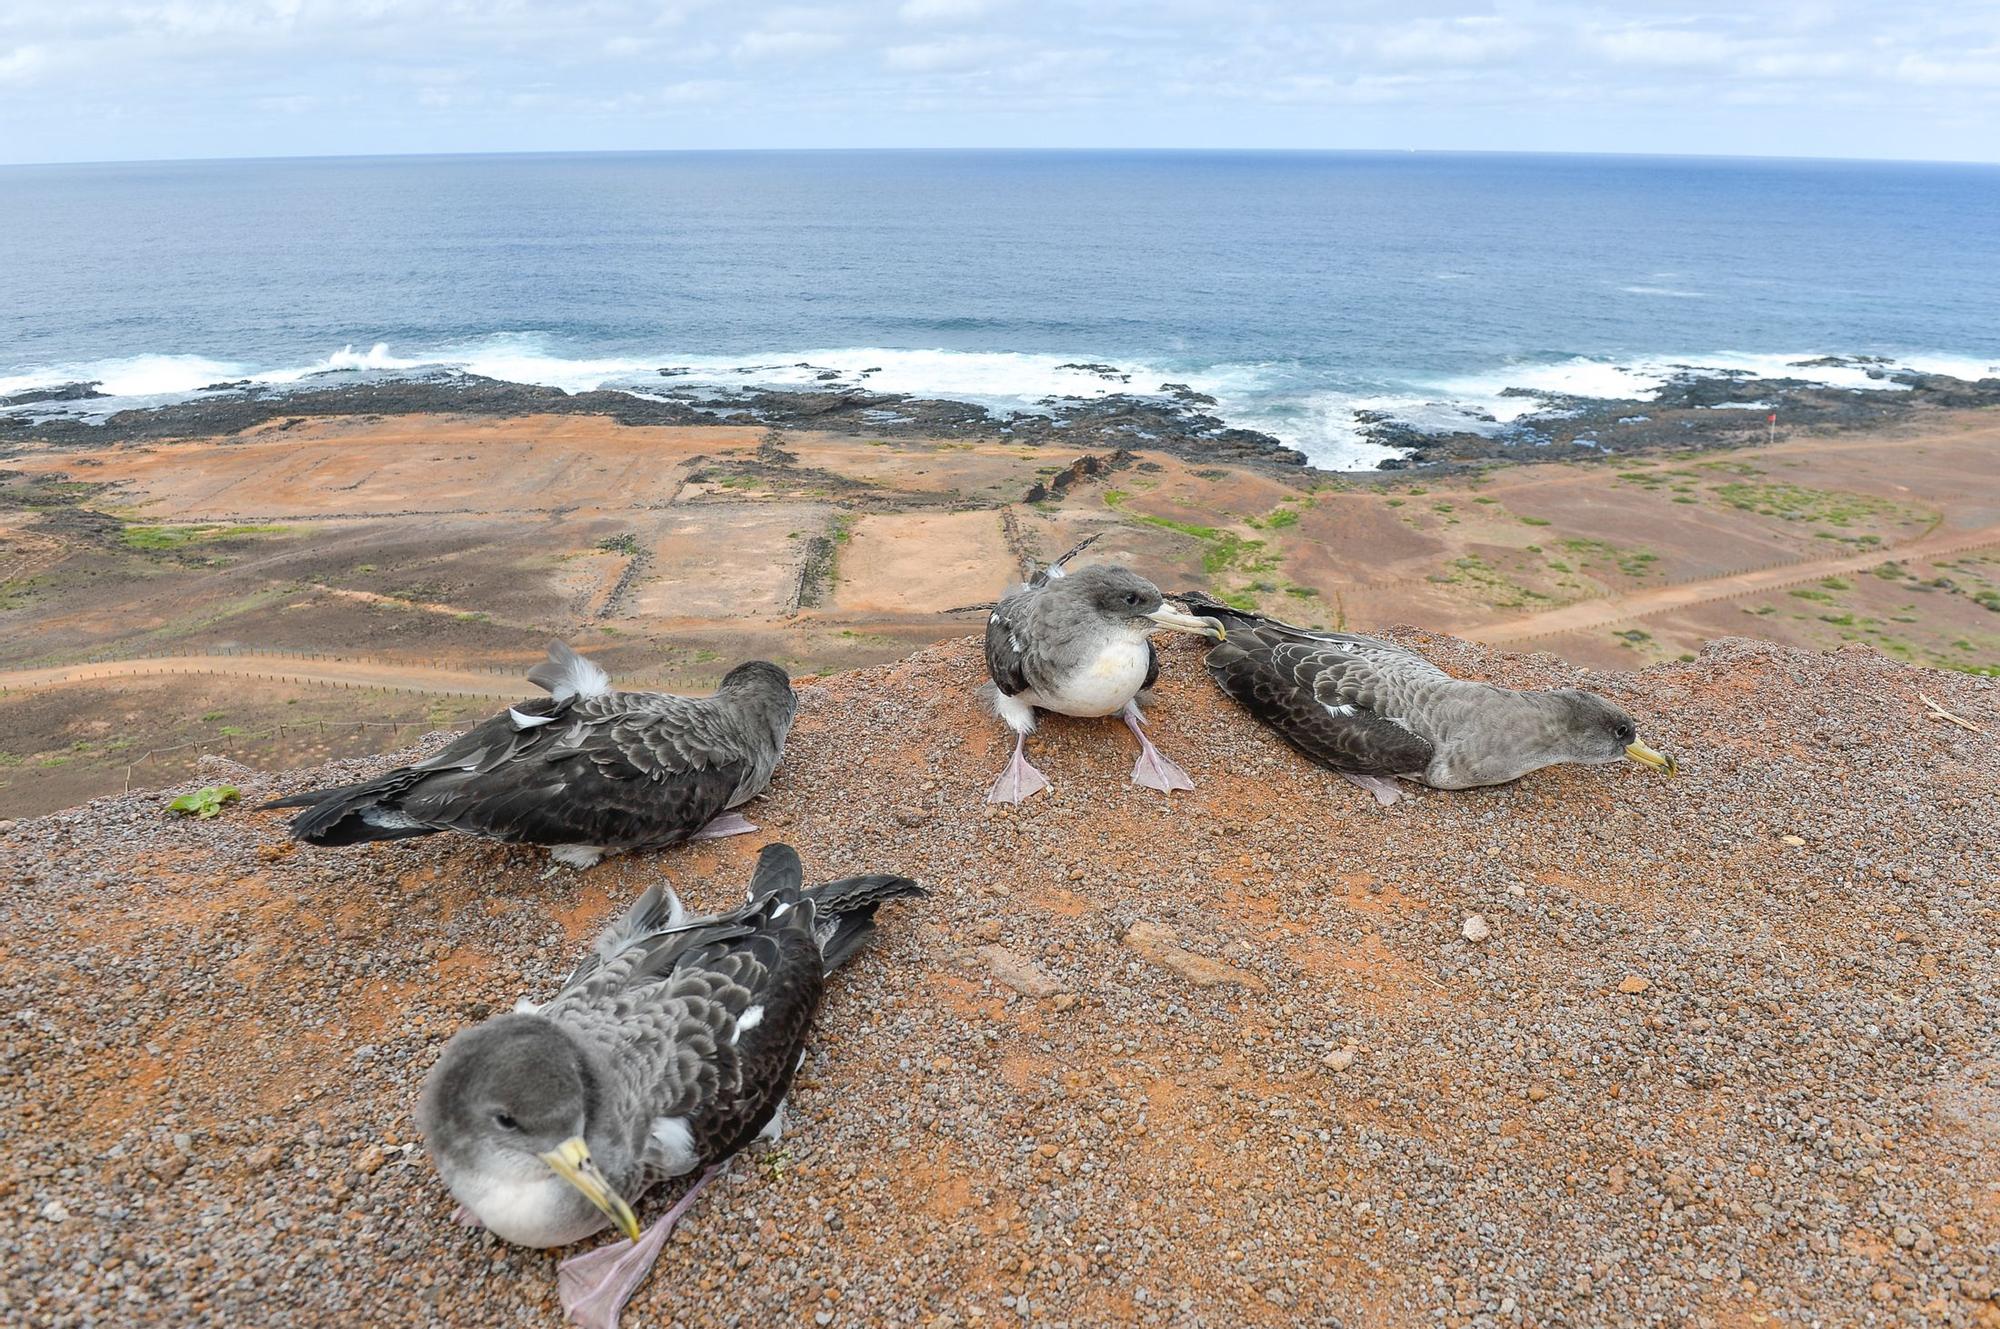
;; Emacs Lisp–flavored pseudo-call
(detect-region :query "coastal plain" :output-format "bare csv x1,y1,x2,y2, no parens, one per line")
2,406,1996,815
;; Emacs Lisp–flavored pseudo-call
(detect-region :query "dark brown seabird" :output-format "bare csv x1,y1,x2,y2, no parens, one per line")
259,641,795,868
1181,592,1677,804
418,844,923,1328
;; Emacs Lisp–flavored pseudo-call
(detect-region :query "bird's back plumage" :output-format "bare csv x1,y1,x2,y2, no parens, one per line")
541,845,924,1189
1181,593,1446,778
261,643,794,853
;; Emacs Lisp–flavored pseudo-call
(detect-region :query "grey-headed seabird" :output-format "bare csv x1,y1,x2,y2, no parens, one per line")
1181,592,1676,804
260,642,795,868
419,843,923,1329
982,536,1224,803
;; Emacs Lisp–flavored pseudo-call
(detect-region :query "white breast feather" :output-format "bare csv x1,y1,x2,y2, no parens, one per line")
453,1161,602,1248
1039,636,1151,718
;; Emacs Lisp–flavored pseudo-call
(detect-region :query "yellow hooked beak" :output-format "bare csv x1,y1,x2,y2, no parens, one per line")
539,1136,642,1242
1624,739,1678,776
1148,607,1227,641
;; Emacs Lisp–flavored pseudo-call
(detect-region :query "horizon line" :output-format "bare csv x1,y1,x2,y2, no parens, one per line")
5,144,1999,171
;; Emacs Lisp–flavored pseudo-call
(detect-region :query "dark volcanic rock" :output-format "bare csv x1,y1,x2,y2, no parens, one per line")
1023,449,1138,503
0,372,1306,471
0,380,109,407
1356,365,2000,470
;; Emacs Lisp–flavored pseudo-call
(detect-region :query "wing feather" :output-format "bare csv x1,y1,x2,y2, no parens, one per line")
1204,626,1435,778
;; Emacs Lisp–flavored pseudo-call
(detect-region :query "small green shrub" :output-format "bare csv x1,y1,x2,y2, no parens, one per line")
168,785,240,819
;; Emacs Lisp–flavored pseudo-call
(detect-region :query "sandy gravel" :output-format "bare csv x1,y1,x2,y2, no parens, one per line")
2,633,1996,1329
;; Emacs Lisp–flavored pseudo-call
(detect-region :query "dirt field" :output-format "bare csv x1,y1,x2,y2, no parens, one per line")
4,633,1997,1327
2,409,1995,816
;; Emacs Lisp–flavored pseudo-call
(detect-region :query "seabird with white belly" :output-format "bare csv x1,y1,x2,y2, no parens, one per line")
418,843,924,1329
981,536,1224,803
1180,592,1677,805
259,642,795,868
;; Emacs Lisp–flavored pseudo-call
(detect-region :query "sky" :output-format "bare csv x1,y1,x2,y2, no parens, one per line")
1,1,1997,166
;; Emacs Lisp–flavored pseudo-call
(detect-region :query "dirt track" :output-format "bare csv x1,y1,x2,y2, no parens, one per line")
1470,522,2000,645
0,653,526,699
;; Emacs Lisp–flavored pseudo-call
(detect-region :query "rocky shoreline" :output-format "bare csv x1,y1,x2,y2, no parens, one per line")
1363,358,2000,470
3,355,1996,474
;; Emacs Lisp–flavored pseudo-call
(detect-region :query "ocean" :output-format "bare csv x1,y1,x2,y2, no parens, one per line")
3,150,1997,469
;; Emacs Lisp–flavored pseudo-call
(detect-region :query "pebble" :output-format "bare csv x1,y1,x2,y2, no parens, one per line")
976,945,1062,998
1460,913,1491,943
1121,921,1267,991
1617,974,1652,994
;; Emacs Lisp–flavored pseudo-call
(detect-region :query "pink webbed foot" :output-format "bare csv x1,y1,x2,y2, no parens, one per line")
452,1204,484,1228
1341,772,1406,807
558,1165,723,1329
1122,704,1195,794
689,811,758,841
986,737,1050,804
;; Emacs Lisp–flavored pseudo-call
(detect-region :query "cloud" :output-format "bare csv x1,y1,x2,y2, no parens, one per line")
1586,26,1738,68
0,44,49,84
1373,18,1532,67
734,29,846,61
884,36,1009,71
1,1,1997,162
899,0,991,23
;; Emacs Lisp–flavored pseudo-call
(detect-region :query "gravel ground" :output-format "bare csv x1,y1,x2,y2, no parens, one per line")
2,632,1996,1329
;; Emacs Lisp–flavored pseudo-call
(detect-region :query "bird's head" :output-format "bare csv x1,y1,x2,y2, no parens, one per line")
1546,690,1677,775
1065,565,1225,640
418,1014,641,1241
717,660,798,723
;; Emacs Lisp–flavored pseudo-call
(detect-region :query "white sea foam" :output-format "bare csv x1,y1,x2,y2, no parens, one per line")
5,337,1995,473
1619,285,1707,299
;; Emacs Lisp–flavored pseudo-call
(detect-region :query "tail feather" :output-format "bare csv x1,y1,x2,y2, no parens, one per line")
745,843,805,904
256,783,357,812
805,873,926,974
258,778,435,846
526,640,612,703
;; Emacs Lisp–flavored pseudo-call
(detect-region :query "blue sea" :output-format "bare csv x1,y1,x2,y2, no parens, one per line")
3,150,1998,468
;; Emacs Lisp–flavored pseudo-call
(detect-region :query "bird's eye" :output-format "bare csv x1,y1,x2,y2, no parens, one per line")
1123,592,1141,606
493,1111,519,1131
1616,722,1635,742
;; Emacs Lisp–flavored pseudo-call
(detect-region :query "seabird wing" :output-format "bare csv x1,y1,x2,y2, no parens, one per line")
392,694,750,849
285,689,754,849
547,848,923,1182
1204,627,1436,778
552,897,825,1179
984,595,1037,697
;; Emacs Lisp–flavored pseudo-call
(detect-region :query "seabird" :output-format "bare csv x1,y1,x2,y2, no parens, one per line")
1179,592,1677,805
982,535,1224,803
418,843,924,1329
259,641,795,868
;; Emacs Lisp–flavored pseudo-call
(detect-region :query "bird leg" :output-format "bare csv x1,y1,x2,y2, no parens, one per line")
689,811,759,841
1122,702,1195,794
451,1204,484,1228
1340,772,1406,807
986,731,1050,804
558,1163,726,1329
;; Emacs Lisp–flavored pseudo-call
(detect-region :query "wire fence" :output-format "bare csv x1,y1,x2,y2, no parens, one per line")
116,717,450,792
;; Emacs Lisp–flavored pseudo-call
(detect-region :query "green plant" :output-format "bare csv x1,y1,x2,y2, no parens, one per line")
168,785,240,819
